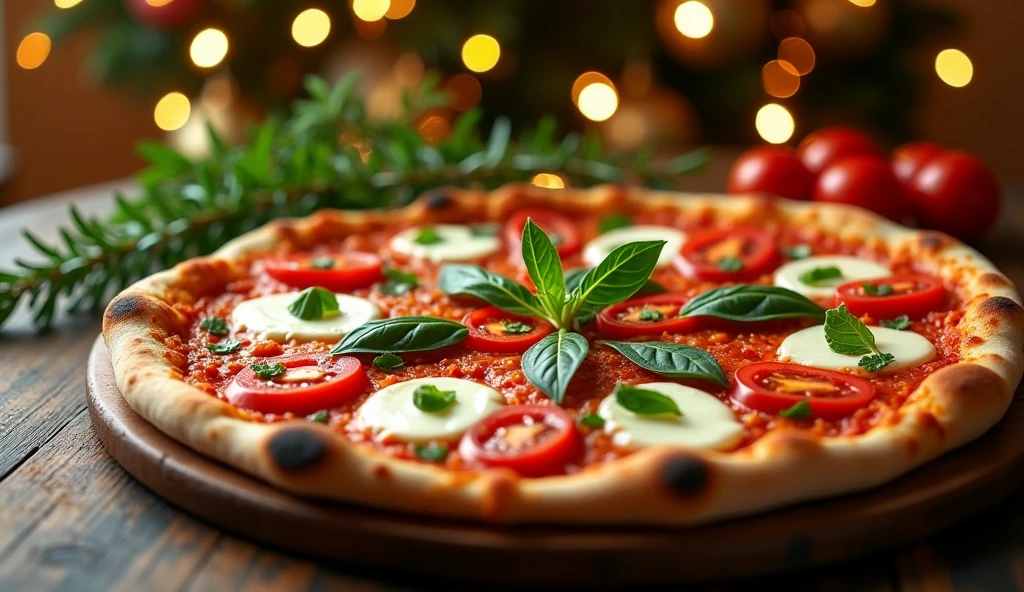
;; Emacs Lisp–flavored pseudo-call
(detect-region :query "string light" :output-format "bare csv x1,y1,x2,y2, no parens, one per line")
16,33,51,70
54,0,83,8
531,173,565,189
935,49,973,87
461,35,500,73
778,37,815,76
386,0,415,19
571,72,614,105
848,0,876,6
762,60,800,98
154,92,191,131
577,83,618,122
352,0,390,22
292,9,331,47
189,28,228,68
674,1,714,39
755,103,795,144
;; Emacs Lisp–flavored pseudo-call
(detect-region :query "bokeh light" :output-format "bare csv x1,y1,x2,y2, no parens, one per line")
145,0,175,6
577,83,619,122
571,71,614,105
461,35,500,73
352,0,390,21
154,92,191,131
292,9,331,47
386,0,415,19
762,60,801,98
674,1,714,39
445,74,483,111
16,33,51,70
935,49,973,87
55,0,84,8
778,37,816,75
189,28,229,68
531,173,565,189
848,0,876,6
755,103,795,144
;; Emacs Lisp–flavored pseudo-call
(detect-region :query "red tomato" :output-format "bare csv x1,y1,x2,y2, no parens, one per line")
731,362,876,420
462,307,554,354
505,209,581,260
596,294,700,338
675,227,780,282
891,141,944,186
264,252,383,292
797,126,880,175
834,274,946,320
726,146,814,201
905,151,1001,242
813,155,910,222
459,405,581,477
225,354,369,416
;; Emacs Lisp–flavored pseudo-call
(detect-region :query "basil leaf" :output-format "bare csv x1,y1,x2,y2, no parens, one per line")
288,287,339,320
823,304,877,355
521,218,566,321
521,330,589,405
380,267,418,296
862,282,894,297
784,244,813,260
679,285,825,322
881,315,911,330
414,226,443,245
779,400,811,419
599,340,728,386
614,383,682,417
309,258,335,269
470,223,500,237
717,257,744,272
307,410,329,423
579,413,606,428
799,266,843,286
251,362,286,379
200,316,229,336
414,442,448,462
565,267,664,297
330,316,468,354
637,307,664,321
859,352,896,372
438,264,546,318
206,340,242,354
372,353,405,371
413,384,457,413
598,213,632,234
568,240,666,314
501,320,532,335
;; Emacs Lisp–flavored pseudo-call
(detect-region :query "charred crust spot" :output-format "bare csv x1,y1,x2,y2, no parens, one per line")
916,231,951,252
659,454,709,497
424,192,452,210
267,428,326,472
371,464,391,480
977,273,1011,289
978,296,1024,317
105,294,147,323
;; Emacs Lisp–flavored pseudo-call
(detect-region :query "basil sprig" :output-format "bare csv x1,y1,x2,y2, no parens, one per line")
823,304,895,372
206,340,242,354
779,400,811,420
288,287,339,321
380,267,418,296
521,330,589,405
881,315,911,330
799,266,843,286
679,285,825,323
521,219,567,322
330,316,468,354
439,265,547,318
615,384,682,417
372,353,405,371
599,341,728,386
251,362,286,379
200,316,229,336
413,384,457,413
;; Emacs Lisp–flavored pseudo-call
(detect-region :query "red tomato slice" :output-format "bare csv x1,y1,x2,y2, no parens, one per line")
459,405,581,477
674,227,780,282
596,293,700,338
504,209,581,261
833,274,945,320
225,354,369,416
462,307,554,354
264,252,383,291
731,362,876,420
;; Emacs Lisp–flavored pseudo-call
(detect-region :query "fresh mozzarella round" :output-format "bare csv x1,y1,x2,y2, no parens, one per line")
598,382,745,450
389,224,500,262
231,293,381,342
774,255,890,299
356,377,505,442
777,325,936,374
583,225,686,269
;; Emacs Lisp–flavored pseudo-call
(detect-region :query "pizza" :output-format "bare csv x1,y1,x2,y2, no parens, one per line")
101,184,1024,525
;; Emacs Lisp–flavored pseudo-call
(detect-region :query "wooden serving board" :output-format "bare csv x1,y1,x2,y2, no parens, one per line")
86,336,1024,585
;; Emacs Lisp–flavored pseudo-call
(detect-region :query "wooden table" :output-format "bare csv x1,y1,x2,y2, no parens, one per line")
2,181,1024,591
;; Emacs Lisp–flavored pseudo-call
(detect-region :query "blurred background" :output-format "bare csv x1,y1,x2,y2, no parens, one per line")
2,0,1022,206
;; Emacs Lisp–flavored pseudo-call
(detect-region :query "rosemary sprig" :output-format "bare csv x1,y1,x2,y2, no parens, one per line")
0,73,710,331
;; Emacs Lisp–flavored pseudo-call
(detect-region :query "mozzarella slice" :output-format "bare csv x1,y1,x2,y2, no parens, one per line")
356,377,504,442
598,382,744,450
583,225,686,269
389,224,500,262
232,293,381,342
777,325,936,374
774,255,890,299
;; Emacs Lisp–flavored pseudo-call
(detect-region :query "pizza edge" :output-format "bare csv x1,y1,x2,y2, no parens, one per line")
101,183,1024,525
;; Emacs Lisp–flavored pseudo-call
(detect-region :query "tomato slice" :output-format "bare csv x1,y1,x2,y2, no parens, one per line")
264,252,383,291
674,227,780,281
225,354,369,416
596,293,700,338
458,405,581,477
462,307,554,354
731,362,876,420
833,274,945,320
504,209,581,260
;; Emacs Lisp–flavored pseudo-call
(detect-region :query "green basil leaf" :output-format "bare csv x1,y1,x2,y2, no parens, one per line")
614,383,682,417
717,257,744,272
637,307,664,321
412,384,457,413
521,330,589,405
565,267,664,296
470,223,500,237
799,266,843,286
309,258,335,269
251,362,286,379
414,442,449,462
438,264,546,318
568,240,666,314
206,340,242,354
307,410,329,423
679,285,825,322
501,320,532,335
414,226,443,245
579,413,606,428
862,282,894,297
380,267,418,296
881,315,911,330
199,316,229,336
521,218,565,321
859,352,896,372
598,213,632,234
784,244,813,260
372,353,405,371
599,340,728,386
330,316,469,354
778,400,811,419
823,304,877,355
288,287,339,320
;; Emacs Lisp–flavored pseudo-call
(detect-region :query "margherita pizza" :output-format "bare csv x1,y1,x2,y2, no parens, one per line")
101,185,1024,525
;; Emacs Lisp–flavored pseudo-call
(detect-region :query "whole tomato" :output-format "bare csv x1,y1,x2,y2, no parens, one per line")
906,152,1000,242
726,146,814,200
798,126,880,175
812,155,910,222
892,141,944,185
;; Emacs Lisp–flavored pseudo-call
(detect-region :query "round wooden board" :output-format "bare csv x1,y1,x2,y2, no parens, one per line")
86,336,1024,585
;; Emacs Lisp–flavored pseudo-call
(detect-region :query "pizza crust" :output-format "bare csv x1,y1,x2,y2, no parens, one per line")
102,185,1024,525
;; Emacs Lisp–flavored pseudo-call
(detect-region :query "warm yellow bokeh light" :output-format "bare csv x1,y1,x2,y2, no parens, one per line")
571,71,614,105
531,173,565,189
461,34,500,73
935,49,973,87
762,60,801,98
848,0,876,6
55,0,84,8
755,104,795,144
292,9,331,47
189,28,229,68
577,82,619,122
386,0,415,19
145,0,174,6
154,92,191,131
674,1,714,39
16,33,51,70
353,0,390,22
778,37,816,76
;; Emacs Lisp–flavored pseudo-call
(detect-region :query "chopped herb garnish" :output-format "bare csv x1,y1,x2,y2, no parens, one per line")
779,400,812,420
637,306,664,321
287,287,339,320
251,362,286,379
414,442,449,462
799,266,843,286
309,258,335,269
823,304,895,372
501,320,533,335
199,316,229,336
470,223,500,237
307,410,329,423
412,384,457,413
859,352,897,372
717,257,745,272
372,353,405,372
206,340,242,354
614,383,682,417
881,315,911,330
862,283,895,297
784,244,813,260
598,213,633,234
414,226,443,245
380,267,418,296
579,413,606,429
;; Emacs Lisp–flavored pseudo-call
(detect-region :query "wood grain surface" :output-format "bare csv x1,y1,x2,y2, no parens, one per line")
3,181,1024,591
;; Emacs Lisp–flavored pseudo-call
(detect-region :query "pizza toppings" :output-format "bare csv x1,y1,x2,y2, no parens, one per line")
206,340,242,354
462,306,554,354
372,353,404,372
412,383,457,413
731,362,876,420
881,315,911,330
378,267,419,296
583,225,686,270
677,285,825,323
675,227,780,281
356,377,504,442
287,287,339,321
505,209,581,259
823,304,897,371
834,274,946,320
232,292,381,342
199,316,230,336
458,405,581,477
596,293,700,338
389,224,501,262
773,255,890,299
263,252,384,291
225,354,369,416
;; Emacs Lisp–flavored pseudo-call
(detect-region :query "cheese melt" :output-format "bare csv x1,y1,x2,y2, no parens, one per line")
583,225,686,269
777,325,936,374
773,255,890,299
231,293,381,343
389,224,501,262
